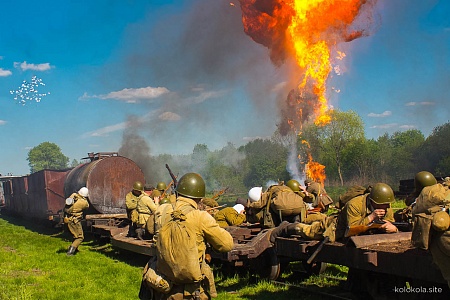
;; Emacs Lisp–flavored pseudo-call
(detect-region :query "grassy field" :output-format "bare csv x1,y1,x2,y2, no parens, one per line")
0,211,353,300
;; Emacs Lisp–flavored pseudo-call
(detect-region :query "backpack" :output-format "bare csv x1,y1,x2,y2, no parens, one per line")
156,206,203,284
268,185,306,218
337,185,371,209
411,183,450,250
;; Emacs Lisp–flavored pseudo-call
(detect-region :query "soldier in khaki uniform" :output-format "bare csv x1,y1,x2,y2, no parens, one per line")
335,183,398,240
140,173,233,300
214,204,246,228
64,187,90,256
126,181,145,238
136,192,158,240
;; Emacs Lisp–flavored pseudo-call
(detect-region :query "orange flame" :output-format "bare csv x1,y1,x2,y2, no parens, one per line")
305,153,326,185
239,0,373,128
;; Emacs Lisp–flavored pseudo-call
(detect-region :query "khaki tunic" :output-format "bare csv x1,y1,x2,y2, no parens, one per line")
335,194,394,240
126,191,141,223
65,193,89,248
137,195,157,226
214,207,246,228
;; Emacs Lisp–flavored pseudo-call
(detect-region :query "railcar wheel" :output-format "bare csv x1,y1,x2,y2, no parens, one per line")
250,247,281,280
302,260,327,275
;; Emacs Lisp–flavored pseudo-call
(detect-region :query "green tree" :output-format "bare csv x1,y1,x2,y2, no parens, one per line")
27,142,69,173
420,122,450,176
70,159,79,168
303,110,365,186
240,139,290,188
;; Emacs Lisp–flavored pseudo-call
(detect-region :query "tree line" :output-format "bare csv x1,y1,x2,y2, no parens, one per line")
26,110,450,193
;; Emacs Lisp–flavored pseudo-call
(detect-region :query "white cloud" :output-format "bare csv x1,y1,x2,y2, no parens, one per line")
159,111,181,121
369,123,397,129
0,120,7,125
0,68,12,77
14,61,52,71
184,89,227,104
405,101,435,106
82,122,129,138
399,125,416,130
96,87,170,103
242,135,271,141
368,111,392,118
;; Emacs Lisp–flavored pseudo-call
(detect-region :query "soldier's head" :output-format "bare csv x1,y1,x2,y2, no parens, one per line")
175,173,205,200
286,179,300,192
414,171,437,193
78,187,89,198
368,183,395,209
132,181,144,196
248,187,262,202
304,178,313,186
156,182,167,192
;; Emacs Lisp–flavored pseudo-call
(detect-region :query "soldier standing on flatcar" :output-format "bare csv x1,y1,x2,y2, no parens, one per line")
126,181,145,238
64,187,89,256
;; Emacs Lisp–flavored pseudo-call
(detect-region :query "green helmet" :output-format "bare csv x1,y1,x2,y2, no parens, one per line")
414,171,437,193
286,179,300,192
304,178,313,185
368,183,395,204
176,173,205,199
133,181,144,191
159,198,171,205
156,182,167,191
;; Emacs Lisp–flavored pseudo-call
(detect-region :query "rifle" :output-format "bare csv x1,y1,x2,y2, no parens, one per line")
165,164,178,188
212,187,229,200
345,220,410,238
205,204,227,211
160,180,174,199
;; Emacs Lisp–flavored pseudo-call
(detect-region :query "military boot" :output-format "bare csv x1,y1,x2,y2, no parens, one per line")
66,246,77,256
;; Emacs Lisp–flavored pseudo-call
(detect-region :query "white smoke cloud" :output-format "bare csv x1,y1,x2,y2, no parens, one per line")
368,111,392,117
14,61,52,71
0,68,12,76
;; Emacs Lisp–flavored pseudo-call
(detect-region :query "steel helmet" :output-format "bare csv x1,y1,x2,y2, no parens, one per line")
176,173,205,199
286,179,300,192
368,183,394,204
78,187,89,197
233,204,245,214
133,181,144,191
159,198,171,205
414,171,437,193
156,182,167,191
248,187,262,202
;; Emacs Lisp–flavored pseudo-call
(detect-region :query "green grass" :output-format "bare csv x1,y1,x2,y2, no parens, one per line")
0,212,346,300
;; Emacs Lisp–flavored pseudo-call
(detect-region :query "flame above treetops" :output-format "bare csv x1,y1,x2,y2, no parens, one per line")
239,0,374,127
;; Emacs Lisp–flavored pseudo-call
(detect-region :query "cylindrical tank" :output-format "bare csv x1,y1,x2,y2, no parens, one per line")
64,156,145,214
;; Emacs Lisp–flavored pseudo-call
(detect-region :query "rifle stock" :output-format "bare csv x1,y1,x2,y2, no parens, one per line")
345,221,410,237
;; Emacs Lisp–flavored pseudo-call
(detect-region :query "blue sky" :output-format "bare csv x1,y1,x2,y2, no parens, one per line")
1,0,449,175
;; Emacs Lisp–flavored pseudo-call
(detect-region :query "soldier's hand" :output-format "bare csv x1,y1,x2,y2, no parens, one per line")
369,209,386,222
381,221,398,233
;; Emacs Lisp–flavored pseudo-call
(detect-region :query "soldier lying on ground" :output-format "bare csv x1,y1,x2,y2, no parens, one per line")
214,204,246,228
